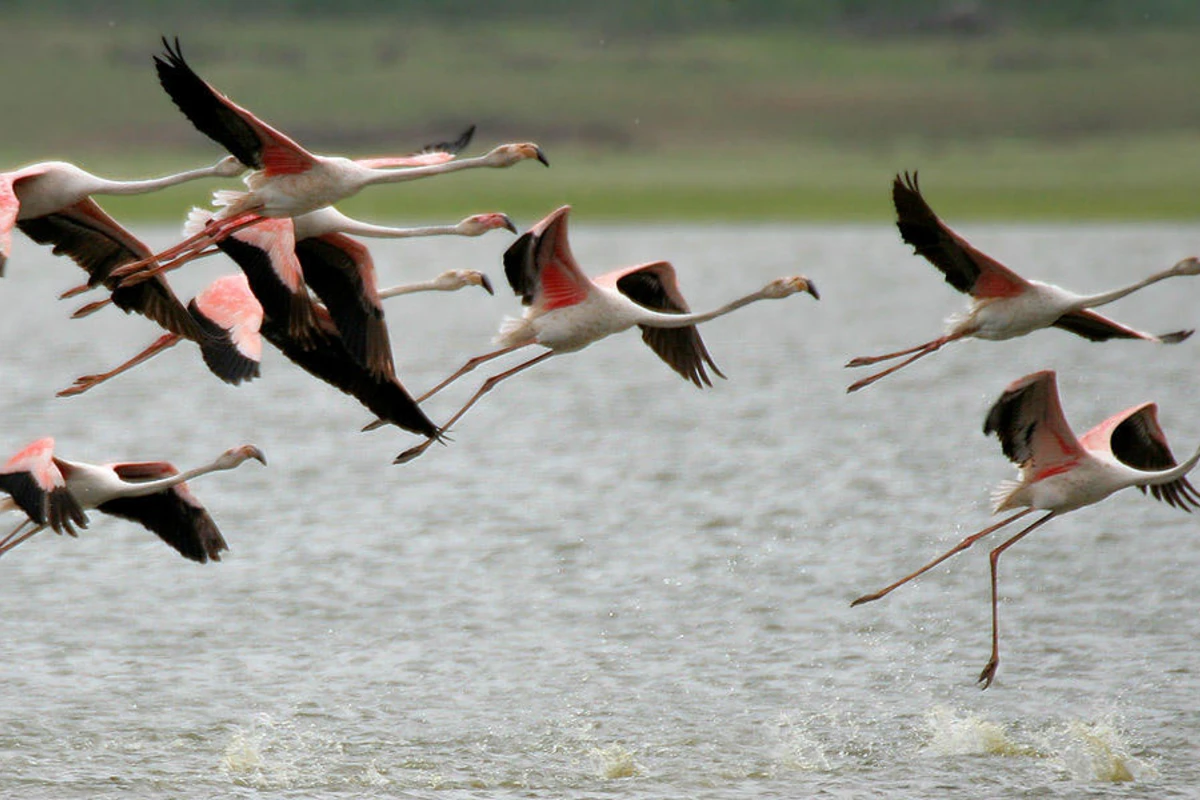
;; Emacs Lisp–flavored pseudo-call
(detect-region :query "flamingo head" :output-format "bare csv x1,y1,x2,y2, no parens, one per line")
1170,256,1200,276
457,213,518,236
486,143,549,168
217,444,267,470
433,269,494,295
763,275,819,300
212,155,250,178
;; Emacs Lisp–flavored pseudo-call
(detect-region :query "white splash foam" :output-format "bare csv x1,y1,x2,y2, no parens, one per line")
1044,717,1153,784
589,743,641,779
923,706,1036,758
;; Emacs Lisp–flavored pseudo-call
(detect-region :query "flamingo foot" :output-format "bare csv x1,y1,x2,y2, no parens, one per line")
977,657,999,689
56,376,102,397
393,436,441,464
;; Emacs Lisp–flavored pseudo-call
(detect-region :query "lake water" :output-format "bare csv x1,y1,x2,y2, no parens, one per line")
1,221,1198,798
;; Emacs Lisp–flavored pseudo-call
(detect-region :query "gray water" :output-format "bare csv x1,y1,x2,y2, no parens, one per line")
1,221,1198,798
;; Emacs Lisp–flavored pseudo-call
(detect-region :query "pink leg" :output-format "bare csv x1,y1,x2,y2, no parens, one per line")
417,343,532,403
851,508,1035,607
394,350,554,464
57,333,182,397
0,521,46,557
846,338,948,367
978,511,1056,689
845,331,970,393
60,282,96,300
72,297,112,318
110,213,263,285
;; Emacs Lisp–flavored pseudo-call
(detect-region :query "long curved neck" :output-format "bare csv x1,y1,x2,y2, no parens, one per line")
92,162,229,197
338,219,464,239
378,279,450,298
1073,267,1182,310
116,457,237,498
1138,443,1200,486
629,289,769,328
359,152,498,188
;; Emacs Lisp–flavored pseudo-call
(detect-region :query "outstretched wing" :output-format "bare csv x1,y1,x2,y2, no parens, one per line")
983,370,1084,474
155,37,312,176
597,261,725,388
0,173,18,276
355,124,476,168
1052,308,1193,344
1102,404,1200,511
0,438,86,535
503,205,590,309
893,171,1027,299
294,233,395,380
17,198,208,341
100,462,228,563
189,274,263,385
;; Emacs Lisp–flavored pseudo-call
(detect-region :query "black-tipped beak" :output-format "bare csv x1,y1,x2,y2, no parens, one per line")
480,274,495,295
535,146,550,167
248,446,267,465
500,214,518,234
806,281,820,300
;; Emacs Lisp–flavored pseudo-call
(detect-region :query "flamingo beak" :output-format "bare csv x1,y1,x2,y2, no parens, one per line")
479,273,495,295
499,214,518,234
243,445,267,465
796,277,819,300
534,146,550,167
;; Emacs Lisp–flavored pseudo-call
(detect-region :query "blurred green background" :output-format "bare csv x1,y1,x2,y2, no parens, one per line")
4,1,1200,221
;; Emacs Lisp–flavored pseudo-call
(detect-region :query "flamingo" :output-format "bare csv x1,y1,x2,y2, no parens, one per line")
845,172,1200,393
11,195,255,387
851,370,1200,687
212,237,439,438
392,205,820,463
0,154,244,276
59,273,263,396
0,438,265,563
59,266,493,397
148,207,513,380
110,38,546,284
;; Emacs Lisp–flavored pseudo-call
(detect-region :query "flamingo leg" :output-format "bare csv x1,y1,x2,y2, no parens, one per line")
111,212,263,285
394,350,555,464
845,331,971,393
59,282,98,300
851,508,1035,607
978,511,1056,689
847,337,950,367
71,297,113,318
416,343,532,403
0,518,32,551
0,522,47,557
57,333,183,397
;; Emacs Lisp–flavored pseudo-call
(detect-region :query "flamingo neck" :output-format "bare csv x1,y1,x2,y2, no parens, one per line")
358,152,499,189
629,289,770,328
1140,443,1200,486
113,457,240,499
339,219,463,239
1072,268,1180,310
378,280,446,298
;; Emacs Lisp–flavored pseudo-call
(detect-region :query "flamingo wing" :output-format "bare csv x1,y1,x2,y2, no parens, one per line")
216,236,438,438
155,38,314,176
1103,404,1200,511
503,206,590,309
18,198,208,341
983,370,1084,473
893,172,1028,299
603,261,725,387
189,274,264,384
100,462,228,562
223,216,319,345
355,124,476,169
1052,309,1193,344
0,439,86,534
0,174,18,276
294,233,395,380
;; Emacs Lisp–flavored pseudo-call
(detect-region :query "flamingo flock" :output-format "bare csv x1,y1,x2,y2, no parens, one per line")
1,38,1195,690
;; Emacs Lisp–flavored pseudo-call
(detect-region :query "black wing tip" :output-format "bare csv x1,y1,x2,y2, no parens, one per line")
1160,329,1194,344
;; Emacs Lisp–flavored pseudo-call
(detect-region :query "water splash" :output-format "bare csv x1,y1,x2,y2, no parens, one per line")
923,706,1038,758
588,743,641,779
1045,718,1153,784
772,713,832,772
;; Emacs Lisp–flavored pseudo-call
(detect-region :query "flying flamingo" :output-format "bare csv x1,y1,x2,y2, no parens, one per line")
0,154,244,275
211,237,439,438
59,273,263,396
11,196,255,387
110,38,546,284
59,266,494,397
0,438,265,563
845,172,1200,393
851,370,1200,687
144,207,514,379
392,205,820,463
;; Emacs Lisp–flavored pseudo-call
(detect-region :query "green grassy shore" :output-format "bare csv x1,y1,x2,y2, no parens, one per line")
3,18,1200,221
